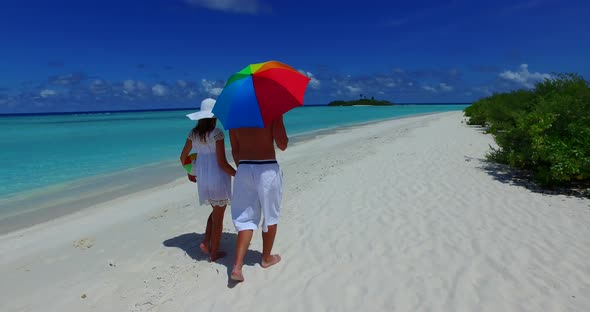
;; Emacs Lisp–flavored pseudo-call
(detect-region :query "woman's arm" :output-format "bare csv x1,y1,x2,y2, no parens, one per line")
180,139,196,182
180,139,192,165
216,139,236,176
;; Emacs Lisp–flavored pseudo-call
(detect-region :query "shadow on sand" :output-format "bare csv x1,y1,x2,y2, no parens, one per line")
473,157,589,199
163,232,262,288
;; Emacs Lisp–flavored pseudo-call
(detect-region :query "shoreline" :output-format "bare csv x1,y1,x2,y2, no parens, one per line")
0,111,441,235
1,111,588,311
2,105,469,201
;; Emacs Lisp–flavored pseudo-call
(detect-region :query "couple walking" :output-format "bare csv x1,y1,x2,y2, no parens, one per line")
179,98,287,282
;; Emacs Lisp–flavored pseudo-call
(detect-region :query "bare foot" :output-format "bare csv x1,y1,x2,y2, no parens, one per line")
230,266,244,282
261,254,281,268
199,242,210,254
208,251,226,262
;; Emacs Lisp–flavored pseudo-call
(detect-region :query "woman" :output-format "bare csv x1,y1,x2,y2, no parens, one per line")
180,98,236,262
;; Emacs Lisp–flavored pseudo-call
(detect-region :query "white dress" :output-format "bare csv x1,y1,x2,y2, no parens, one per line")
188,128,232,206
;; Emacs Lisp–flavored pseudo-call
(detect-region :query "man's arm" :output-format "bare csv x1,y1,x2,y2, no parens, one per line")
229,129,240,166
272,116,288,151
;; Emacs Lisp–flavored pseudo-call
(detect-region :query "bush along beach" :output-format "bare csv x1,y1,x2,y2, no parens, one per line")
464,73,590,188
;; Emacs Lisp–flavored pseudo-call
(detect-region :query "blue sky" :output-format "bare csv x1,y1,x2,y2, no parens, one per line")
1,0,589,113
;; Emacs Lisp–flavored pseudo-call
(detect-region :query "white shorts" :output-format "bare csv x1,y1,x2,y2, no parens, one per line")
231,160,283,232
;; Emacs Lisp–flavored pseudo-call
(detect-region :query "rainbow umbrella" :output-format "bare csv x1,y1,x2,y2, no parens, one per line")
212,60,310,129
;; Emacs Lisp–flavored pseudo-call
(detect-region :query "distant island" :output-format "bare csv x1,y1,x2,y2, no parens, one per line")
327,97,394,106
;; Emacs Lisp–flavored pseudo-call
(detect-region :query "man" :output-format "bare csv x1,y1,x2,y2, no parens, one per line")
228,115,288,282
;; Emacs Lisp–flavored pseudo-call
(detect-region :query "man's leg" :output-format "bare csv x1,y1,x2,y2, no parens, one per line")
230,164,260,282
260,164,282,268
231,229,254,282
261,224,281,268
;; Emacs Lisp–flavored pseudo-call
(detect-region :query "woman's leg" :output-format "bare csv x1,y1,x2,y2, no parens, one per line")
200,213,213,254
209,204,227,262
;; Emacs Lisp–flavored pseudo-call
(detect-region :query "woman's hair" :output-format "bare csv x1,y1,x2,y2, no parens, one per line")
191,118,217,143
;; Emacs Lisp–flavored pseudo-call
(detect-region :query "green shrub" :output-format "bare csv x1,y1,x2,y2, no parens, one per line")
464,73,590,186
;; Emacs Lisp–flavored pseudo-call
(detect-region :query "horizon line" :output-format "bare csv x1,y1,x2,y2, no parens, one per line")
0,102,472,117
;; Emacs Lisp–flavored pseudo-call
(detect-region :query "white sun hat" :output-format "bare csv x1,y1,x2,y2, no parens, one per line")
186,98,216,120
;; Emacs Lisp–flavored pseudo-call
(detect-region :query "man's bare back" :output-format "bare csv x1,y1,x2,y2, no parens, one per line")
229,116,288,164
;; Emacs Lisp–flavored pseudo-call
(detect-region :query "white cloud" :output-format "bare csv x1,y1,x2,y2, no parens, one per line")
123,80,135,92
309,77,321,90
422,86,437,93
346,85,362,94
136,82,147,91
89,79,109,94
201,79,214,89
371,76,398,89
152,84,168,96
298,70,321,90
439,83,453,92
40,89,57,98
177,80,188,88
184,0,267,14
201,79,223,96
499,64,551,88
48,72,87,85
0,97,15,108
473,86,493,96
418,83,452,93
210,87,223,96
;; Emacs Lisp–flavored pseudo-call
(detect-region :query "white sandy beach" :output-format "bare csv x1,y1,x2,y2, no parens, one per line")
1,111,589,312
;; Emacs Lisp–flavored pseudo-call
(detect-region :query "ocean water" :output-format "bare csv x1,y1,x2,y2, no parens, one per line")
0,105,468,198
0,104,467,230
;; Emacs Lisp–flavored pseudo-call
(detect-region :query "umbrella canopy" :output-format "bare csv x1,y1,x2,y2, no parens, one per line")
212,60,310,129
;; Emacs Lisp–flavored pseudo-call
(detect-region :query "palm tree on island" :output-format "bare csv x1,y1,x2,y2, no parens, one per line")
327,94,394,106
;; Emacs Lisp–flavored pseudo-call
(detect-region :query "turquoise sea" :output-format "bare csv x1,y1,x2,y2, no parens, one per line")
0,104,467,231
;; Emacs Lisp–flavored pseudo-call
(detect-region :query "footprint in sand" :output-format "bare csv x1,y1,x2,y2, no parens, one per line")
73,238,95,249
149,209,169,220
